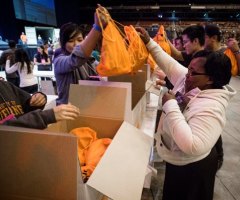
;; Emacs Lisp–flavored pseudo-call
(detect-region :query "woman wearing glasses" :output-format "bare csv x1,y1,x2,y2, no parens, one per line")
137,27,236,200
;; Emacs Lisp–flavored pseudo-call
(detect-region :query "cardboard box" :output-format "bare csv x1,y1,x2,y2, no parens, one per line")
0,84,153,200
78,80,147,129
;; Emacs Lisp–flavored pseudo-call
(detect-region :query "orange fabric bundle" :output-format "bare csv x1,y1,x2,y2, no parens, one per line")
81,138,112,178
69,127,112,181
148,25,171,70
224,48,238,76
69,127,97,166
124,25,148,72
96,8,132,76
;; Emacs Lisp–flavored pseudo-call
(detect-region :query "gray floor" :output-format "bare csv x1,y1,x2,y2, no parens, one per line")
141,76,240,200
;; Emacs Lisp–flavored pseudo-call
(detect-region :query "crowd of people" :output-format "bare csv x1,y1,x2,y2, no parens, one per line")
0,4,239,200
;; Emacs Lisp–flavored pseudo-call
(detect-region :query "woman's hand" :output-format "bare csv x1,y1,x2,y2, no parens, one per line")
53,104,81,121
135,27,150,44
6,55,12,60
154,69,167,86
162,90,176,106
95,4,109,28
30,92,47,107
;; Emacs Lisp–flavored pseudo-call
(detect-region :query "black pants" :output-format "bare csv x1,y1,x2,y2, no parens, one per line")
7,77,20,88
21,84,38,94
163,147,218,200
215,135,224,160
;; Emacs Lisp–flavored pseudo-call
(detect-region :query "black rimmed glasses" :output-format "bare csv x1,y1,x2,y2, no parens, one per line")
187,69,208,77
183,39,190,45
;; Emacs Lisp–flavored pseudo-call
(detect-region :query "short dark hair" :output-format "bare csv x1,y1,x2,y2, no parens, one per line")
182,25,205,46
175,36,183,43
8,40,16,48
205,24,221,42
193,50,232,89
59,22,82,52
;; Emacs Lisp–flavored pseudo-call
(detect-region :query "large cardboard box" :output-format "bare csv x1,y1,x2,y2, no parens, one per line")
0,84,153,200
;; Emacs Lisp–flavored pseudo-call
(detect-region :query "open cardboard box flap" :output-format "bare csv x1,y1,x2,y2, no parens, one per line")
87,121,152,200
108,68,147,109
70,83,128,120
77,80,147,128
78,80,132,123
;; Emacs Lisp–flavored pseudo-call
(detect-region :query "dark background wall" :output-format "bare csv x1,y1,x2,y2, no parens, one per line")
0,0,96,43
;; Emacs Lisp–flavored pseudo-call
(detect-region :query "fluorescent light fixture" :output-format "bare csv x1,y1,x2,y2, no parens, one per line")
150,5,160,9
191,5,206,9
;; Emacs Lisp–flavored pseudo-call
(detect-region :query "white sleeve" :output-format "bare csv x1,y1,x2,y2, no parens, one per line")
5,60,18,74
162,99,224,156
146,39,187,87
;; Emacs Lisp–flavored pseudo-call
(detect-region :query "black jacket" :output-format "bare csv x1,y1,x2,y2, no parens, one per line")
0,80,56,129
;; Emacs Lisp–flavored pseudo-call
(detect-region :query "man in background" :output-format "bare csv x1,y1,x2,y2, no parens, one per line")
0,40,19,87
20,32,27,45
174,36,185,51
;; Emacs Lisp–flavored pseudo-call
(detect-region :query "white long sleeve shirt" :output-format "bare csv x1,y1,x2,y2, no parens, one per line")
6,60,38,88
146,39,236,165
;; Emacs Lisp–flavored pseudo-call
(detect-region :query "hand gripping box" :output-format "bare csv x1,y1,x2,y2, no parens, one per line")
0,83,153,200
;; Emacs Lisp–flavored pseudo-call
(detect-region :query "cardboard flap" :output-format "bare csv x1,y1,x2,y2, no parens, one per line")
77,81,132,122
69,84,127,120
0,125,80,200
108,69,147,109
87,122,153,200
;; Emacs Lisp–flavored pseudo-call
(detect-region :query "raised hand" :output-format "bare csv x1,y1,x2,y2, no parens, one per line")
135,27,150,44
95,4,109,29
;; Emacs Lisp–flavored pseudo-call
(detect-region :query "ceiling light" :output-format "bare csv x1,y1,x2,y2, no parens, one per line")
150,5,160,9
191,5,206,9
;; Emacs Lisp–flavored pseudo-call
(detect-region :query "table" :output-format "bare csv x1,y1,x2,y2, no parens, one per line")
44,95,58,110
33,69,55,91
33,70,55,79
0,71,6,80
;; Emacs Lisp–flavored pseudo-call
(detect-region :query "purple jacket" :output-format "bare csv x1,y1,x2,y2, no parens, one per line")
53,45,88,105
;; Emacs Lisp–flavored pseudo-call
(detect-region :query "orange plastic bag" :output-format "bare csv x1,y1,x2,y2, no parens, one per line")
96,8,132,76
124,25,148,72
224,48,238,76
69,127,97,166
153,25,171,55
81,138,112,178
148,25,171,70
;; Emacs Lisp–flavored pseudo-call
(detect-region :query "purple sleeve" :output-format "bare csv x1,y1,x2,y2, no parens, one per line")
53,45,88,74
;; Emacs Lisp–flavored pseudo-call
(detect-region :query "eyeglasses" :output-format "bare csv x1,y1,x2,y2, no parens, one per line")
188,71,208,76
183,39,190,45
187,69,208,77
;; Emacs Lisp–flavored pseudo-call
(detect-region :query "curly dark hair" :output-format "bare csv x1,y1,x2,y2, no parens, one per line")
193,50,232,89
